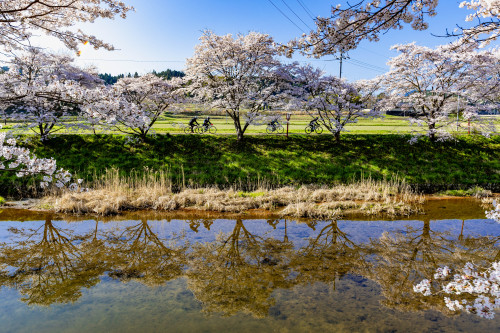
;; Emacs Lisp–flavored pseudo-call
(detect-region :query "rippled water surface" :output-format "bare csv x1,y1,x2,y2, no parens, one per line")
0,199,499,332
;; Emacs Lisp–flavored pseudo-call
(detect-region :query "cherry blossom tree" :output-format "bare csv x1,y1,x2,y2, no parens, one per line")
0,48,102,141
378,41,500,141
0,0,133,53
84,74,184,140
286,0,500,57
291,65,381,141
186,30,292,141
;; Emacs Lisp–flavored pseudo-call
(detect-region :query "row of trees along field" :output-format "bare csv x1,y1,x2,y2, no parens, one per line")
2,0,500,197
1,33,500,142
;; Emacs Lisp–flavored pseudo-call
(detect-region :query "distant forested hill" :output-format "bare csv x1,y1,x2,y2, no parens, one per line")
99,69,185,85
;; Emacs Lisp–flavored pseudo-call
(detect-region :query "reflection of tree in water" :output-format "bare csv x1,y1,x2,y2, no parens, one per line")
187,219,293,318
366,219,500,313
455,220,500,263
188,219,213,232
107,219,187,286
290,220,366,288
0,219,107,306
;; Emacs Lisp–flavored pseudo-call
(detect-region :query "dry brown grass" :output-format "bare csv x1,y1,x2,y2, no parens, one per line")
40,169,424,217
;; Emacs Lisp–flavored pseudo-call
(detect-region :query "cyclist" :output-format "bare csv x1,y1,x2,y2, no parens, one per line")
309,117,319,129
202,116,212,130
188,116,199,132
268,118,279,130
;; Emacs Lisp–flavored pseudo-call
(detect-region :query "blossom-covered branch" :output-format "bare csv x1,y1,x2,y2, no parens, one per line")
0,0,133,53
285,1,500,57
0,126,82,190
457,0,500,47
486,200,500,222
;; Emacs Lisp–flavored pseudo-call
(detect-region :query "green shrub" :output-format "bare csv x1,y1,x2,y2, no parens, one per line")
438,186,492,198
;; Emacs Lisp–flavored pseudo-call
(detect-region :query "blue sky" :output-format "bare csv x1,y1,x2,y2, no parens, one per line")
40,0,489,81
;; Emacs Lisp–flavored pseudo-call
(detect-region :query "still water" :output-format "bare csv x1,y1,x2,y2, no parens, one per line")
0,199,499,332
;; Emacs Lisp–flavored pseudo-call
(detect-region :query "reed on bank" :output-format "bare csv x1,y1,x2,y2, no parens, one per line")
40,169,423,218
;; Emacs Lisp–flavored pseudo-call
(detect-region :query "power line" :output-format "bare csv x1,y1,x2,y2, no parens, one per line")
346,59,386,73
348,58,386,72
290,1,388,63
347,61,385,73
357,45,388,58
279,0,313,31
296,0,315,20
266,0,306,33
79,58,185,63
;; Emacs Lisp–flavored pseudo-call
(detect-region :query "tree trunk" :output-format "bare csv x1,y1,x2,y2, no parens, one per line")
428,123,436,142
236,129,244,141
334,131,341,142
229,111,245,141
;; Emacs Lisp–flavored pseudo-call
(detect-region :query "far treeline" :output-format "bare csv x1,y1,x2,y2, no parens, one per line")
99,69,185,85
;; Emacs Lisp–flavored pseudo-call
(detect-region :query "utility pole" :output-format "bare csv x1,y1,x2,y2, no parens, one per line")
335,52,349,79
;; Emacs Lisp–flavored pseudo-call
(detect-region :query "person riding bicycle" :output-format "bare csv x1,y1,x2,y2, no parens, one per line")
188,116,199,132
309,117,319,129
269,118,279,130
202,116,211,130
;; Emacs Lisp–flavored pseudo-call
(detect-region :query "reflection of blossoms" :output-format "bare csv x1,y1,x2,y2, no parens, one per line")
434,266,451,280
414,262,500,319
413,279,431,296
486,200,500,222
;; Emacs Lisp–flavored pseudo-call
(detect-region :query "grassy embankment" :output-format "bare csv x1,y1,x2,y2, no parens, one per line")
2,134,499,194
1,134,498,216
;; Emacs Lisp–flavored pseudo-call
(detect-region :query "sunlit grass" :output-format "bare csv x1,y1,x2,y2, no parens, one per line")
3,113,497,135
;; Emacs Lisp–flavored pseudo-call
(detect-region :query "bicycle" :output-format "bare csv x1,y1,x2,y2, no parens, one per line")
196,123,217,134
305,123,323,134
266,122,284,134
184,125,199,134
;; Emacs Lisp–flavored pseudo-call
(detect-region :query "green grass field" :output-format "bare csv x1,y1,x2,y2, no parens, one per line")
156,113,417,135
2,113,499,136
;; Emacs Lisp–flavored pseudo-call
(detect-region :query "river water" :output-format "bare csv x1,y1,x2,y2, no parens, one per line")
0,199,499,332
